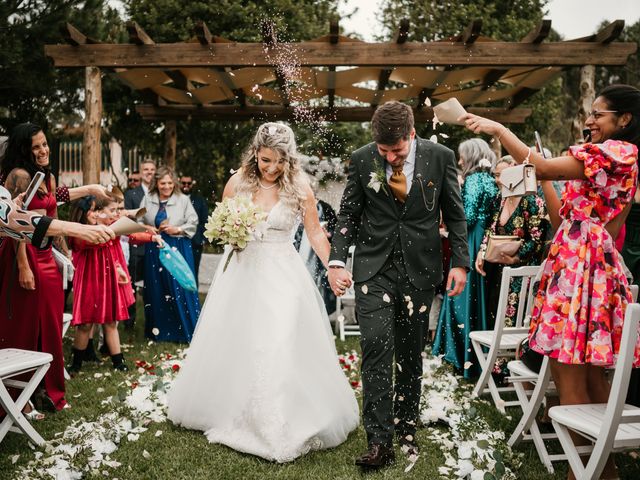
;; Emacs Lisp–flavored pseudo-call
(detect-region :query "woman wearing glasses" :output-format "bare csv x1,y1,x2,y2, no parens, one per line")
461,84,640,480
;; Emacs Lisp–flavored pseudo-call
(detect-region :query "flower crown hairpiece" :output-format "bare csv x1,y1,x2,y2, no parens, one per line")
478,158,492,169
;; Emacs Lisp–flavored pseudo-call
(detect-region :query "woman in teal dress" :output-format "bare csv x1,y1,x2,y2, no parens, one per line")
433,139,499,378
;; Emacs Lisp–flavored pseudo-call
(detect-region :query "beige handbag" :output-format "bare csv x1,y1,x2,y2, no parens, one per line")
500,162,537,198
484,235,522,263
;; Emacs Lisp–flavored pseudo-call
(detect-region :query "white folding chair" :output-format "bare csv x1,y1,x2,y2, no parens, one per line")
0,349,53,446
549,302,640,480
507,356,563,473
507,280,639,473
470,265,541,413
335,246,359,341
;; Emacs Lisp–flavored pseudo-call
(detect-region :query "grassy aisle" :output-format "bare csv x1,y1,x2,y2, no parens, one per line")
1,299,639,479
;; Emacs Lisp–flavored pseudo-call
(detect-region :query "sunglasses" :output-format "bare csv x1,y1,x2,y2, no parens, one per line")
128,178,140,183
181,181,193,186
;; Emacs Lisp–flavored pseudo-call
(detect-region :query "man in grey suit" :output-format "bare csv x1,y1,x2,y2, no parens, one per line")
328,101,469,469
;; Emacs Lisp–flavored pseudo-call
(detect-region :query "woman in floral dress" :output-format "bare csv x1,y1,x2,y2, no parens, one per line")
462,83,640,480
476,156,549,328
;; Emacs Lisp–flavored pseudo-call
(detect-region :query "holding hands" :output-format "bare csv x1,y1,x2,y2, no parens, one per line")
328,267,353,297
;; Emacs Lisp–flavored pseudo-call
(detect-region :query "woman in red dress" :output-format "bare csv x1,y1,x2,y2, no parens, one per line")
0,123,67,410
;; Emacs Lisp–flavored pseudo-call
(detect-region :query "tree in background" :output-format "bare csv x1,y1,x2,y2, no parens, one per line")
106,0,370,202
379,0,572,156
0,0,123,134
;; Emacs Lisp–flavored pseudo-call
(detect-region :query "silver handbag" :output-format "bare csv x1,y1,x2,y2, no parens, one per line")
500,163,537,198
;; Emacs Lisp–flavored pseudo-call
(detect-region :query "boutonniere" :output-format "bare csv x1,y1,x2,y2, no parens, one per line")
368,166,389,195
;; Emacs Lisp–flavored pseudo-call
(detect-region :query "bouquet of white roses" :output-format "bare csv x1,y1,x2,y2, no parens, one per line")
204,196,268,271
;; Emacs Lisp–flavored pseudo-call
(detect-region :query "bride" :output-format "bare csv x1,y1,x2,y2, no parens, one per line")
167,122,359,462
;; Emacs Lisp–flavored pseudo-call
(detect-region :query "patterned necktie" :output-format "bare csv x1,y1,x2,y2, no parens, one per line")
388,164,407,203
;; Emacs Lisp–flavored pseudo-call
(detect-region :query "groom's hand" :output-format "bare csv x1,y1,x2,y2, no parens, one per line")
446,267,467,297
329,267,352,297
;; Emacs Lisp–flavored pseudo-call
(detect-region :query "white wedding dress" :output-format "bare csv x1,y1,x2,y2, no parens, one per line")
167,198,359,463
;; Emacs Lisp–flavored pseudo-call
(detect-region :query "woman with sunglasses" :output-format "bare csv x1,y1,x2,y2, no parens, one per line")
461,84,640,480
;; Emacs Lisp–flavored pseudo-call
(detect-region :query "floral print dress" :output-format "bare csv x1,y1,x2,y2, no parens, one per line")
482,194,549,328
528,140,640,367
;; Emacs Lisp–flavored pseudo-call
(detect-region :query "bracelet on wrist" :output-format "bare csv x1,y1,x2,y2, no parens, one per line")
523,147,532,164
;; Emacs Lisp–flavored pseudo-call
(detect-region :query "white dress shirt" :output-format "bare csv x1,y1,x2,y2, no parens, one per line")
385,139,416,194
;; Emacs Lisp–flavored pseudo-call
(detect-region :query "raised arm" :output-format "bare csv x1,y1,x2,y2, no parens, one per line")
460,113,587,181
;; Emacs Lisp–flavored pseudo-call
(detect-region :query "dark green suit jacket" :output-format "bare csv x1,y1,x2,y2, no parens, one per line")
330,137,469,290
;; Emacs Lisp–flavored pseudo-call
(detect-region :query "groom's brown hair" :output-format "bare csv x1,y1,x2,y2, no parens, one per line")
371,101,414,146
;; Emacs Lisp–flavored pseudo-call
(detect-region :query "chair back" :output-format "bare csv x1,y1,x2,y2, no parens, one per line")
492,265,541,340
603,302,640,428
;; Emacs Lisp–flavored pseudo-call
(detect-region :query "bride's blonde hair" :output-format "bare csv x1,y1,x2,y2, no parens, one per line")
236,122,307,212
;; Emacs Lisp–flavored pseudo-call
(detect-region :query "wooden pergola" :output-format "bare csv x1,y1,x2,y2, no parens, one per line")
44,18,636,183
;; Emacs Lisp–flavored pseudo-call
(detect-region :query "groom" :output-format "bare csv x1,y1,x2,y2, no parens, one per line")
328,101,469,469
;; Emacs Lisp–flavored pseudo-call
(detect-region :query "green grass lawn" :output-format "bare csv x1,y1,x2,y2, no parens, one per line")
2,297,639,479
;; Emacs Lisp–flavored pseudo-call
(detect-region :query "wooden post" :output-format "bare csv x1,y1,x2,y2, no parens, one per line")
164,120,177,169
82,66,102,185
572,65,595,143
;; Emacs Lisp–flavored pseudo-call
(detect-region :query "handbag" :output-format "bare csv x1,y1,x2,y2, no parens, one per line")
500,162,537,198
484,235,522,263
52,246,74,290
515,336,543,373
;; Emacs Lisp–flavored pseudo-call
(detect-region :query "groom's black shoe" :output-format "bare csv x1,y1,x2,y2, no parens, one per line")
355,444,395,470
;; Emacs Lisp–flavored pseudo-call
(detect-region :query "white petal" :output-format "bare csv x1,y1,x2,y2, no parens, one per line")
419,305,427,313
142,450,151,459
383,293,391,303
464,361,473,369
361,285,369,294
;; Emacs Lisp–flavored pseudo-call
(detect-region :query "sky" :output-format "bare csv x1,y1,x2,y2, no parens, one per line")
338,0,640,41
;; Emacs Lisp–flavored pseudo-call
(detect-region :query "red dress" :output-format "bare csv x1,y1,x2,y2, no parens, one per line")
70,236,134,325
109,238,136,311
0,177,66,409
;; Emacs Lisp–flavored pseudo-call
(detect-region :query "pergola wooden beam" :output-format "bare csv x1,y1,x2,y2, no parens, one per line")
394,18,410,44
61,22,100,45
520,19,552,44
44,41,637,68
451,19,482,45
135,104,532,123
194,20,212,45
372,19,410,108
127,21,154,45
327,19,339,108
570,19,625,44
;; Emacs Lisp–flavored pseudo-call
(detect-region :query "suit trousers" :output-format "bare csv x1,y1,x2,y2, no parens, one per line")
125,247,145,328
355,247,434,447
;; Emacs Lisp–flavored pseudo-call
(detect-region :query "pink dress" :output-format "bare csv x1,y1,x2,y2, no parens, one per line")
528,140,640,367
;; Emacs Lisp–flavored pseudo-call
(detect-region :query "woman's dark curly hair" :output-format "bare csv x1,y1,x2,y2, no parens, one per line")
1,123,49,181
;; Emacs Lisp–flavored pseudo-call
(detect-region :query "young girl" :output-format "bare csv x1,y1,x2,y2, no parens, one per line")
68,196,133,372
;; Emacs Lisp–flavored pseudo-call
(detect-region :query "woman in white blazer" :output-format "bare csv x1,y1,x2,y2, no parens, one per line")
139,166,201,342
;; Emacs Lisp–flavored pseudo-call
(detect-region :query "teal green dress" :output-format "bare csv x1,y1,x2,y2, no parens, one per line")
433,171,498,378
